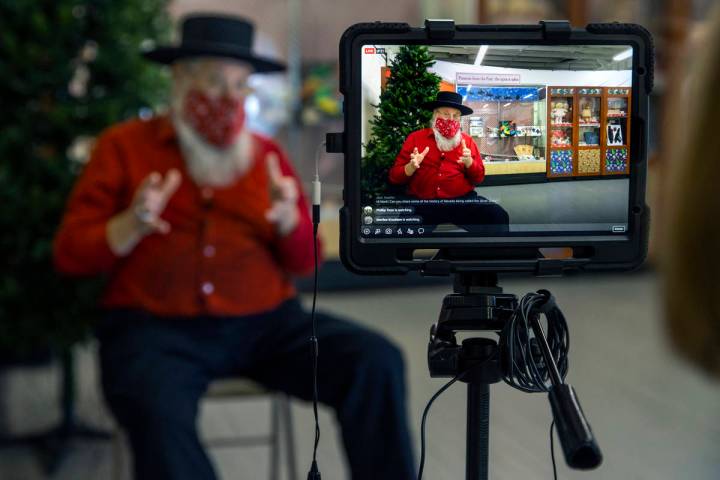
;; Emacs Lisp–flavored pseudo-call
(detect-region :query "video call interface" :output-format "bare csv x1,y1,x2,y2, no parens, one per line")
359,44,634,239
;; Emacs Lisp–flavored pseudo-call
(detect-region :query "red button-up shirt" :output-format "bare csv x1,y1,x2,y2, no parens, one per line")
388,129,485,199
53,116,319,318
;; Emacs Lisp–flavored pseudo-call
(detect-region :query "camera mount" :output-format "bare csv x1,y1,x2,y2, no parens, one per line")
332,19,652,275
426,272,602,479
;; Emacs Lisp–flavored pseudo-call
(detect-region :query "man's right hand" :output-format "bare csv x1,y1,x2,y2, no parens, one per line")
107,169,182,256
130,169,182,234
405,146,429,176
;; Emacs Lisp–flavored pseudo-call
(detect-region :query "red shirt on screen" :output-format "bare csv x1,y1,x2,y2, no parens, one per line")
53,116,319,318
388,129,485,199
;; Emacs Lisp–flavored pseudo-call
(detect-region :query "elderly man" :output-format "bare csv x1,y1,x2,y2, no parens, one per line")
53,15,414,480
388,91,509,233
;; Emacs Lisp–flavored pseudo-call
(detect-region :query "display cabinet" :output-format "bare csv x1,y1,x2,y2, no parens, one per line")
576,87,603,176
546,86,632,178
547,87,576,177
603,87,631,175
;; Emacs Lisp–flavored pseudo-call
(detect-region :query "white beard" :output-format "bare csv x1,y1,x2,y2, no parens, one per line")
171,113,254,188
433,128,462,152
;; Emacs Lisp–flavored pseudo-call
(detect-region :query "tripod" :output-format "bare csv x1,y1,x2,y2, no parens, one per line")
427,272,601,480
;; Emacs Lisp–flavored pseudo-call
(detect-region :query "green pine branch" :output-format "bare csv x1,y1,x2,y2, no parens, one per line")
0,1,171,357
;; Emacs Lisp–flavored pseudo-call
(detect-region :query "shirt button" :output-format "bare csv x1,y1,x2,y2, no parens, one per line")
203,245,216,258
201,187,214,200
201,282,214,295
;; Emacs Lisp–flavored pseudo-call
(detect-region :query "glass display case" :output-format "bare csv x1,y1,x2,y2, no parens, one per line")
457,85,546,176
546,86,631,178
604,87,631,175
577,87,603,175
547,87,575,177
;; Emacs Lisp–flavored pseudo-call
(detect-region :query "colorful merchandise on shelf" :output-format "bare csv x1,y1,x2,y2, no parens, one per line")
551,129,571,146
578,149,601,174
514,144,535,161
468,116,485,137
607,97,628,117
607,88,629,95
516,125,543,137
607,124,624,145
580,102,594,123
551,100,570,124
583,131,599,145
550,149,573,175
498,120,517,137
547,86,631,178
605,148,628,173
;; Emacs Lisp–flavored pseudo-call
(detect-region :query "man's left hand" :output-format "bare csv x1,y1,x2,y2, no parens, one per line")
457,139,473,168
265,152,300,236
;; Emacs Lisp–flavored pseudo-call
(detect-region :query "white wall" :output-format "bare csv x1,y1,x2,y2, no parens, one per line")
430,60,632,87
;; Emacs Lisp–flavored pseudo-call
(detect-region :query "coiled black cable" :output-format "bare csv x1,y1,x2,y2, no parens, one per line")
499,291,569,393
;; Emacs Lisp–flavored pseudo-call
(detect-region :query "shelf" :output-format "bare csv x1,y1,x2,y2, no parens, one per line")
607,114,627,118
579,123,601,127
550,123,573,127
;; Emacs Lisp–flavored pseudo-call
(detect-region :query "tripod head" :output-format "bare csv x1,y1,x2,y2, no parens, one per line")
425,273,602,478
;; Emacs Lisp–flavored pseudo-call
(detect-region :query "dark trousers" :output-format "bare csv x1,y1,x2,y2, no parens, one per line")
413,191,511,234
97,299,415,480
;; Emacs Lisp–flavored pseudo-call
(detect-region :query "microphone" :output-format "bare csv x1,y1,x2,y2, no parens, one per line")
548,384,603,469
528,291,603,470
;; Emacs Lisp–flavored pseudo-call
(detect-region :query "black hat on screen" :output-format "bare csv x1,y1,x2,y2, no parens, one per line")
421,91,473,115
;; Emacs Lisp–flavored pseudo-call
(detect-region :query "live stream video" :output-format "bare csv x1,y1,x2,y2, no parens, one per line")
360,44,634,238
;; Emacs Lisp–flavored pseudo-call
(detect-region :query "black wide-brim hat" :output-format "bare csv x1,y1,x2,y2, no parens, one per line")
421,91,473,115
142,14,285,73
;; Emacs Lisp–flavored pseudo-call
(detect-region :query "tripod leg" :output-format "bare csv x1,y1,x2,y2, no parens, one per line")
466,382,490,480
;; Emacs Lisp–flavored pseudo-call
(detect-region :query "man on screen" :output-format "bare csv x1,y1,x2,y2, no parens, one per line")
389,91,485,199
388,91,509,232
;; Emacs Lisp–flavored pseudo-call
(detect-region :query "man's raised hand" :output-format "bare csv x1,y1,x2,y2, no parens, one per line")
132,169,182,234
265,151,300,236
405,146,430,176
458,139,473,168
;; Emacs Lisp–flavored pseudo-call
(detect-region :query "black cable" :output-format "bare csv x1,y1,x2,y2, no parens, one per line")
550,420,558,480
307,142,323,480
499,292,569,394
309,217,320,468
417,373,462,480
418,352,498,480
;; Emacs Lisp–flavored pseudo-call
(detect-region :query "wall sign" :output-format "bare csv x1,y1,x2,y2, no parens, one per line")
456,73,521,85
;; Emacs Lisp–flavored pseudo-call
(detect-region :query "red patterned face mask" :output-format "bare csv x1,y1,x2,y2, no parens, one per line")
182,89,246,147
434,117,461,139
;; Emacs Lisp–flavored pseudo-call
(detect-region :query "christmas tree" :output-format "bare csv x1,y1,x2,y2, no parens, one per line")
361,45,441,201
0,1,171,358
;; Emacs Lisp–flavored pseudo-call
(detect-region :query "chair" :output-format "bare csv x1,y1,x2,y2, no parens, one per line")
112,377,298,480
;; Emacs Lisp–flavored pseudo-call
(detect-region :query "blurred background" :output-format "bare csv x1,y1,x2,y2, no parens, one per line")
1,0,719,479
